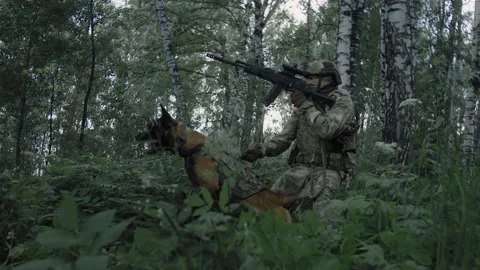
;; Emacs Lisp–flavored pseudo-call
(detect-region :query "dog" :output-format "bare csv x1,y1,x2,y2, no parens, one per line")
135,106,294,223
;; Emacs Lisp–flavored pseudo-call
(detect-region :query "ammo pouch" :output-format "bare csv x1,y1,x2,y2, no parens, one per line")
287,133,357,179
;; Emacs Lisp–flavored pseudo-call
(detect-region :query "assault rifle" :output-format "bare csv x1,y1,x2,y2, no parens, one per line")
206,52,337,107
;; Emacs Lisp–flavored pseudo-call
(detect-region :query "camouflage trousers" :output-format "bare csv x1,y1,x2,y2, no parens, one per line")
270,164,344,216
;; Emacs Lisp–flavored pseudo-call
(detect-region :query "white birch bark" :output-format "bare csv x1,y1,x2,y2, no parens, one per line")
155,0,190,124
380,0,417,166
240,0,283,151
302,0,313,68
447,0,462,151
462,0,480,165
335,0,364,97
336,0,354,93
253,0,283,146
252,0,268,147
224,0,252,143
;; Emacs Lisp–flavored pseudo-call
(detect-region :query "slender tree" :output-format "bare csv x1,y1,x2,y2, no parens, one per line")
223,0,253,142
155,0,190,124
242,0,283,151
79,0,97,151
380,0,418,166
463,0,480,166
335,0,365,98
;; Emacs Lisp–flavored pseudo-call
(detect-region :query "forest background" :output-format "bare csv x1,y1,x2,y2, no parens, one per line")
1,0,480,269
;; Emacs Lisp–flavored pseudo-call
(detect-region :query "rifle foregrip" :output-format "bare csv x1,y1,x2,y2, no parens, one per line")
262,83,285,107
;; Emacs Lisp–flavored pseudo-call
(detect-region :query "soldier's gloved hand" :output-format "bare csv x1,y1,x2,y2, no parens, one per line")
290,90,307,108
240,147,264,162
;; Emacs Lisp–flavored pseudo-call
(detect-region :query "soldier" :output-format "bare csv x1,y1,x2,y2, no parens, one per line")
240,59,357,216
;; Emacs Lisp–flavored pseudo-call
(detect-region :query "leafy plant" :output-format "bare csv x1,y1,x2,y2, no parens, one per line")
12,194,134,270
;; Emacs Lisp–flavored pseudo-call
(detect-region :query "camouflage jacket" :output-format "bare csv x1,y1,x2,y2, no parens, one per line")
259,87,356,172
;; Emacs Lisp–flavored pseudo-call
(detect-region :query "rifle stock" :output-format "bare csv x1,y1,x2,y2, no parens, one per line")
206,53,336,107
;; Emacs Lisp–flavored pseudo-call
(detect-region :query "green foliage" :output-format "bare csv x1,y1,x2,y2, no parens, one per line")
2,152,478,270
0,0,478,269
12,194,133,270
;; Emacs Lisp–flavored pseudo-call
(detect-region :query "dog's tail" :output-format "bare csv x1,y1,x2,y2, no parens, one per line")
242,190,295,223
243,189,296,210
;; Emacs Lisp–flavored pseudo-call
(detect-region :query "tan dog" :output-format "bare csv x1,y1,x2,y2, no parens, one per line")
135,106,294,223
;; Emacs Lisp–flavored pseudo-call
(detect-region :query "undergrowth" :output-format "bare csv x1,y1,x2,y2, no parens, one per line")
0,152,479,270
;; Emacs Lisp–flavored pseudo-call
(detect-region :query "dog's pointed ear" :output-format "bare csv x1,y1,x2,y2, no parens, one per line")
160,104,169,117
160,104,177,127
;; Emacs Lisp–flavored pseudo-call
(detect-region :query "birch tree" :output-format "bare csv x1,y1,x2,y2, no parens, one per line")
302,0,313,67
380,0,418,166
446,0,462,151
155,0,190,124
335,0,365,98
240,0,283,151
462,0,480,166
223,0,253,141
79,0,96,151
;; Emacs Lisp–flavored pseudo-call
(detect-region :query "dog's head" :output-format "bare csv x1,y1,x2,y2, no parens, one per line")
135,105,205,156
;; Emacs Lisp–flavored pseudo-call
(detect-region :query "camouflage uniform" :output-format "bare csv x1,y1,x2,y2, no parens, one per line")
257,65,357,215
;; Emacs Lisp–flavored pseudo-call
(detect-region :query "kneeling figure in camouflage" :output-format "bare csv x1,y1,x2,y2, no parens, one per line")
241,59,357,217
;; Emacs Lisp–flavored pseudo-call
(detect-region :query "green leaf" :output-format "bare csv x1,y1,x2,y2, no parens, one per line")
157,235,179,257
143,208,160,218
75,256,108,270
91,217,134,253
219,180,230,212
379,231,397,251
59,194,78,231
36,229,79,249
399,260,429,270
185,194,205,207
133,227,157,253
239,209,256,225
408,245,432,266
12,258,71,270
157,201,177,217
323,199,348,214
200,187,213,206
346,196,373,211
177,206,192,223
354,244,386,267
311,257,342,270
82,210,116,233
225,203,240,213
193,205,211,216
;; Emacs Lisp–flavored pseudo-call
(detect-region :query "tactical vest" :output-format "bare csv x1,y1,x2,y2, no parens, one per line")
287,90,357,177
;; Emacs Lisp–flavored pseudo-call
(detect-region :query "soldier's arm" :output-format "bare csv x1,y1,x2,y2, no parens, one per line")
260,110,299,157
299,92,354,140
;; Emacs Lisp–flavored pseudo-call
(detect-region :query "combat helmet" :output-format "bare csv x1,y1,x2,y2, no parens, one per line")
306,60,342,85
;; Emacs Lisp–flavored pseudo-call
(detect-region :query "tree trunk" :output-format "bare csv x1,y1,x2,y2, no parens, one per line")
15,35,34,171
155,0,190,125
252,0,282,147
462,0,480,166
336,0,364,99
251,0,267,147
79,0,96,151
16,95,27,170
380,0,418,166
223,0,252,142
303,0,313,68
48,68,58,158
447,0,462,151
